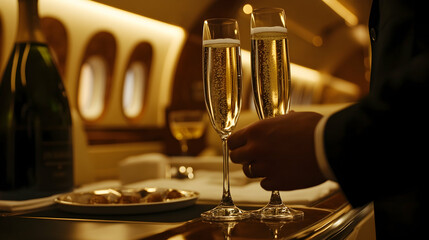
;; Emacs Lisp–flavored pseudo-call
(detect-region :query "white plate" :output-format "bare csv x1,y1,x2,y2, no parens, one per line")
55,188,199,215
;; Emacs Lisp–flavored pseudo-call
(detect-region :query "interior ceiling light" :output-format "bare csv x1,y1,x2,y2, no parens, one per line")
242,4,253,15
322,0,358,26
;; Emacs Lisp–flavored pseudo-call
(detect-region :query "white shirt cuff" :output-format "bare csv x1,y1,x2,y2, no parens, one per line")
314,115,337,181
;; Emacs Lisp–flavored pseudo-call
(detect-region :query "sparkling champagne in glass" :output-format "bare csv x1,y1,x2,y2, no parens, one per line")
168,110,205,155
250,8,303,220
201,18,249,221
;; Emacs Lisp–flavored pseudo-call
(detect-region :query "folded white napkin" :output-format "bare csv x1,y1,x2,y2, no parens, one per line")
0,152,339,212
0,194,59,212
0,180,121,213
118,154,339,205
126,170,339,206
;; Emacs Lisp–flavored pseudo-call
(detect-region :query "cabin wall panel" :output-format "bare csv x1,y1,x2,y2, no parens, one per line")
0,0,187,182
36,0,186,127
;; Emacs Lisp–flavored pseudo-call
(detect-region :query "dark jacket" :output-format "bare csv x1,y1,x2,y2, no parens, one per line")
324,0,428,238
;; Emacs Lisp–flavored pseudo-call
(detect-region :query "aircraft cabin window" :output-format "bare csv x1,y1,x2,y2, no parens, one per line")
78,56,107,121
121,42,152,121
122,62,146,118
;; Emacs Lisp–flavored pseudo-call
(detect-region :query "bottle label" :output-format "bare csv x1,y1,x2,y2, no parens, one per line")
37,127,73,191
0,126,73,200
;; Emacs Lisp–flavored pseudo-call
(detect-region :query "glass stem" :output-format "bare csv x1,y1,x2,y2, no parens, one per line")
179,140,188,156
269,190,283,205
220,136,234,206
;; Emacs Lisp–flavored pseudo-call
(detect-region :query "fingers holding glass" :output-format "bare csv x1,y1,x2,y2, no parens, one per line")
250,7,303,220
242,162,267,178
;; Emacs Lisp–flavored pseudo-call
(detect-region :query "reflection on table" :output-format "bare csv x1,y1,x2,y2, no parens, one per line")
1,153,374,240
1,190,375,239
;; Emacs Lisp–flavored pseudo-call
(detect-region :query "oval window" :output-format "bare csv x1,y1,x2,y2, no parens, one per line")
78,56,107,121
122,62,146,118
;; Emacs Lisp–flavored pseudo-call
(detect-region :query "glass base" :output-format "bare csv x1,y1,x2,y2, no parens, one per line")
251,203,304,220
201,204,250,221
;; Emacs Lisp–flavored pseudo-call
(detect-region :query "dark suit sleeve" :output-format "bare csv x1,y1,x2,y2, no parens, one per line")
325,54,429,207
323,0,429,207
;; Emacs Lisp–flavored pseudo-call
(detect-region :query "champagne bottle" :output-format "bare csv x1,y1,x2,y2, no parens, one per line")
0,0,73,200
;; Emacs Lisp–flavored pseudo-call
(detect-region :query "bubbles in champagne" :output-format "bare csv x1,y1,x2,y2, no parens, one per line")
203,39,242,136
251,29,290,119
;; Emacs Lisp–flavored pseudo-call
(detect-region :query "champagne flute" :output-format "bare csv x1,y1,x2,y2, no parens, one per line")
168,110,206,155
201,18,249,221
250,8,303,220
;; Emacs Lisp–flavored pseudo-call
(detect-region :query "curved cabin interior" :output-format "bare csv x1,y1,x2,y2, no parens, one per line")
0,0,376,239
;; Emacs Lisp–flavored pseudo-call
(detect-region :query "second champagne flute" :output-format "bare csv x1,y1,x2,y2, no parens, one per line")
201,18,249,221
168,110,206,155
250,8,303,220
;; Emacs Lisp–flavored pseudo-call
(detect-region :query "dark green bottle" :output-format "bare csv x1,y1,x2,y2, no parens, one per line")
0,0,73,200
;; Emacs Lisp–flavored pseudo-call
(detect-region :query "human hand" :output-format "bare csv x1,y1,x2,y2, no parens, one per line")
228,112,326,191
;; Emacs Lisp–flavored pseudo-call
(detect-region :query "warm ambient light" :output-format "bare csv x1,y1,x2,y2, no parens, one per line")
242,49,321,83
291,63,321,84
242,4,253,15
312,36,323,47
322,0,358,26
290,62,359,96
